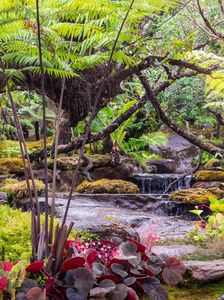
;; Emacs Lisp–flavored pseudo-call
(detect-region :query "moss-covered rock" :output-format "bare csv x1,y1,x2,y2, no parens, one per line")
204,158,219,169
0,179,45,202
169,187,224,205
76,179,139,194
48,154,111,171
0,158,28,175
86,155,111,167
196,171,224,181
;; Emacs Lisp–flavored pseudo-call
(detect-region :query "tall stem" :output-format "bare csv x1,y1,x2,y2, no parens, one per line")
36,0,49,258
49,77,65,247
61,0,135,227
0,57,39,258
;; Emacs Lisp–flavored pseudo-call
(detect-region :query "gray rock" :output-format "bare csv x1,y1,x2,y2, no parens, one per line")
183,259,224,281
92,165,134,181
151,245,198,257
192,181,224,190
148,134,198,168
146,159,177,173
0,191,7,204
33,168,61,183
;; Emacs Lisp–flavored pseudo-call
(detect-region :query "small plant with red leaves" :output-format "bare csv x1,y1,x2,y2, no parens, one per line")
18,237,184,300
0,260,26,299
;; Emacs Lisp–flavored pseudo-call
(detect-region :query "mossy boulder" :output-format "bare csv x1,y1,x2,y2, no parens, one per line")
48,155,111,171
0,158,28,175
196,171,224,181
169,187,224,205
0,179,45,202
76,179,139,194
204,158,219,169
85,155,111,167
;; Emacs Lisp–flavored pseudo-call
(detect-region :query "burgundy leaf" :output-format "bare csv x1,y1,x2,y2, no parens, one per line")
0,261,13,272
142,266,155,277
134,281,145,294
92,262,106,277
62,257,85,272
0,277,7,292
127,287,139,300
110,237,123,246
98,275,120,284
106,283,127,300
45,278,55,294
127,239,146,253
26,287,45,300
123,277,136,286
25,261,44,273
162,257,185,286
73,267,94,296
150,286,169,300
111,263,128,278
142,277,161,295
103,240,117,247
87,251,98,266
90,279,116,297
107,257,123,267
66,287,87,300
120,242,137,257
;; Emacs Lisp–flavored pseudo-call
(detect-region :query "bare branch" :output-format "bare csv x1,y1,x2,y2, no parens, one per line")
218,0,224,19
197,0,223,38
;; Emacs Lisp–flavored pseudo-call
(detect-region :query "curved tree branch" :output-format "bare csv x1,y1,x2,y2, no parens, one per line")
138,73,223,155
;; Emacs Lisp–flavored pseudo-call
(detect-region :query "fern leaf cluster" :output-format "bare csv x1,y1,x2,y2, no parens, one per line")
0,0,173,83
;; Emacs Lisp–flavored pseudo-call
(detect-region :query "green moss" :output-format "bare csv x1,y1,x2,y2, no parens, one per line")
0,179,45,202
77,179,139,194
196,171,224,182
0,158,28,175
169,188,224,205
165,280,224,300
204,158,219,170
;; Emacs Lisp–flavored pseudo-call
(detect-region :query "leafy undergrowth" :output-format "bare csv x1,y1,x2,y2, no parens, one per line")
0,205,97,263
1,237,185,299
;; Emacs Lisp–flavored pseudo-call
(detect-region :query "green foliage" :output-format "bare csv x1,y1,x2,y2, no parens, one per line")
194,151,214,165
157,77,211,126
0,205,37,262
0,0,173,85
128,151,162,168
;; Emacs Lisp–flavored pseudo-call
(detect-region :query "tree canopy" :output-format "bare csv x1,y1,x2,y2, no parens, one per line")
1,0,224,155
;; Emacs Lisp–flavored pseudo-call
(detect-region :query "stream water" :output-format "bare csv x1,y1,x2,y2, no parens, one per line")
133,173,192,194
24,173,198,240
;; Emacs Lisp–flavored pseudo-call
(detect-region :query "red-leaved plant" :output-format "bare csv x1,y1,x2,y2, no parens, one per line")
15,237,185,300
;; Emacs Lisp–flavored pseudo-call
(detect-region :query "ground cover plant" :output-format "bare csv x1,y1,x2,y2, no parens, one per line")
0,237,185,300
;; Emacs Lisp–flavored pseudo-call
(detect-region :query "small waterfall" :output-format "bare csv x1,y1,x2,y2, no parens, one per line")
133,173,192,194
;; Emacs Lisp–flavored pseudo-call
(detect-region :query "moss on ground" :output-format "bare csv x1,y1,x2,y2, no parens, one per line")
166,278,224,300
0,179,45,202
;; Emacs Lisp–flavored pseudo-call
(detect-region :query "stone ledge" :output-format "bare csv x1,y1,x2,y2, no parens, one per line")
183,259,224,281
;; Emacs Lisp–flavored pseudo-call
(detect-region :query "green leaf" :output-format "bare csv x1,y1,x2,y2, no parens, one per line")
189,210,203,217
209,196,219,205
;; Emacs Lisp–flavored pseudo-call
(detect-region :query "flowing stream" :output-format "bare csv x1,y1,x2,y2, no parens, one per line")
23,173,198,240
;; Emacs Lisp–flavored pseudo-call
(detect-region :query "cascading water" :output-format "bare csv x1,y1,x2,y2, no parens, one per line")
133,173,192,194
